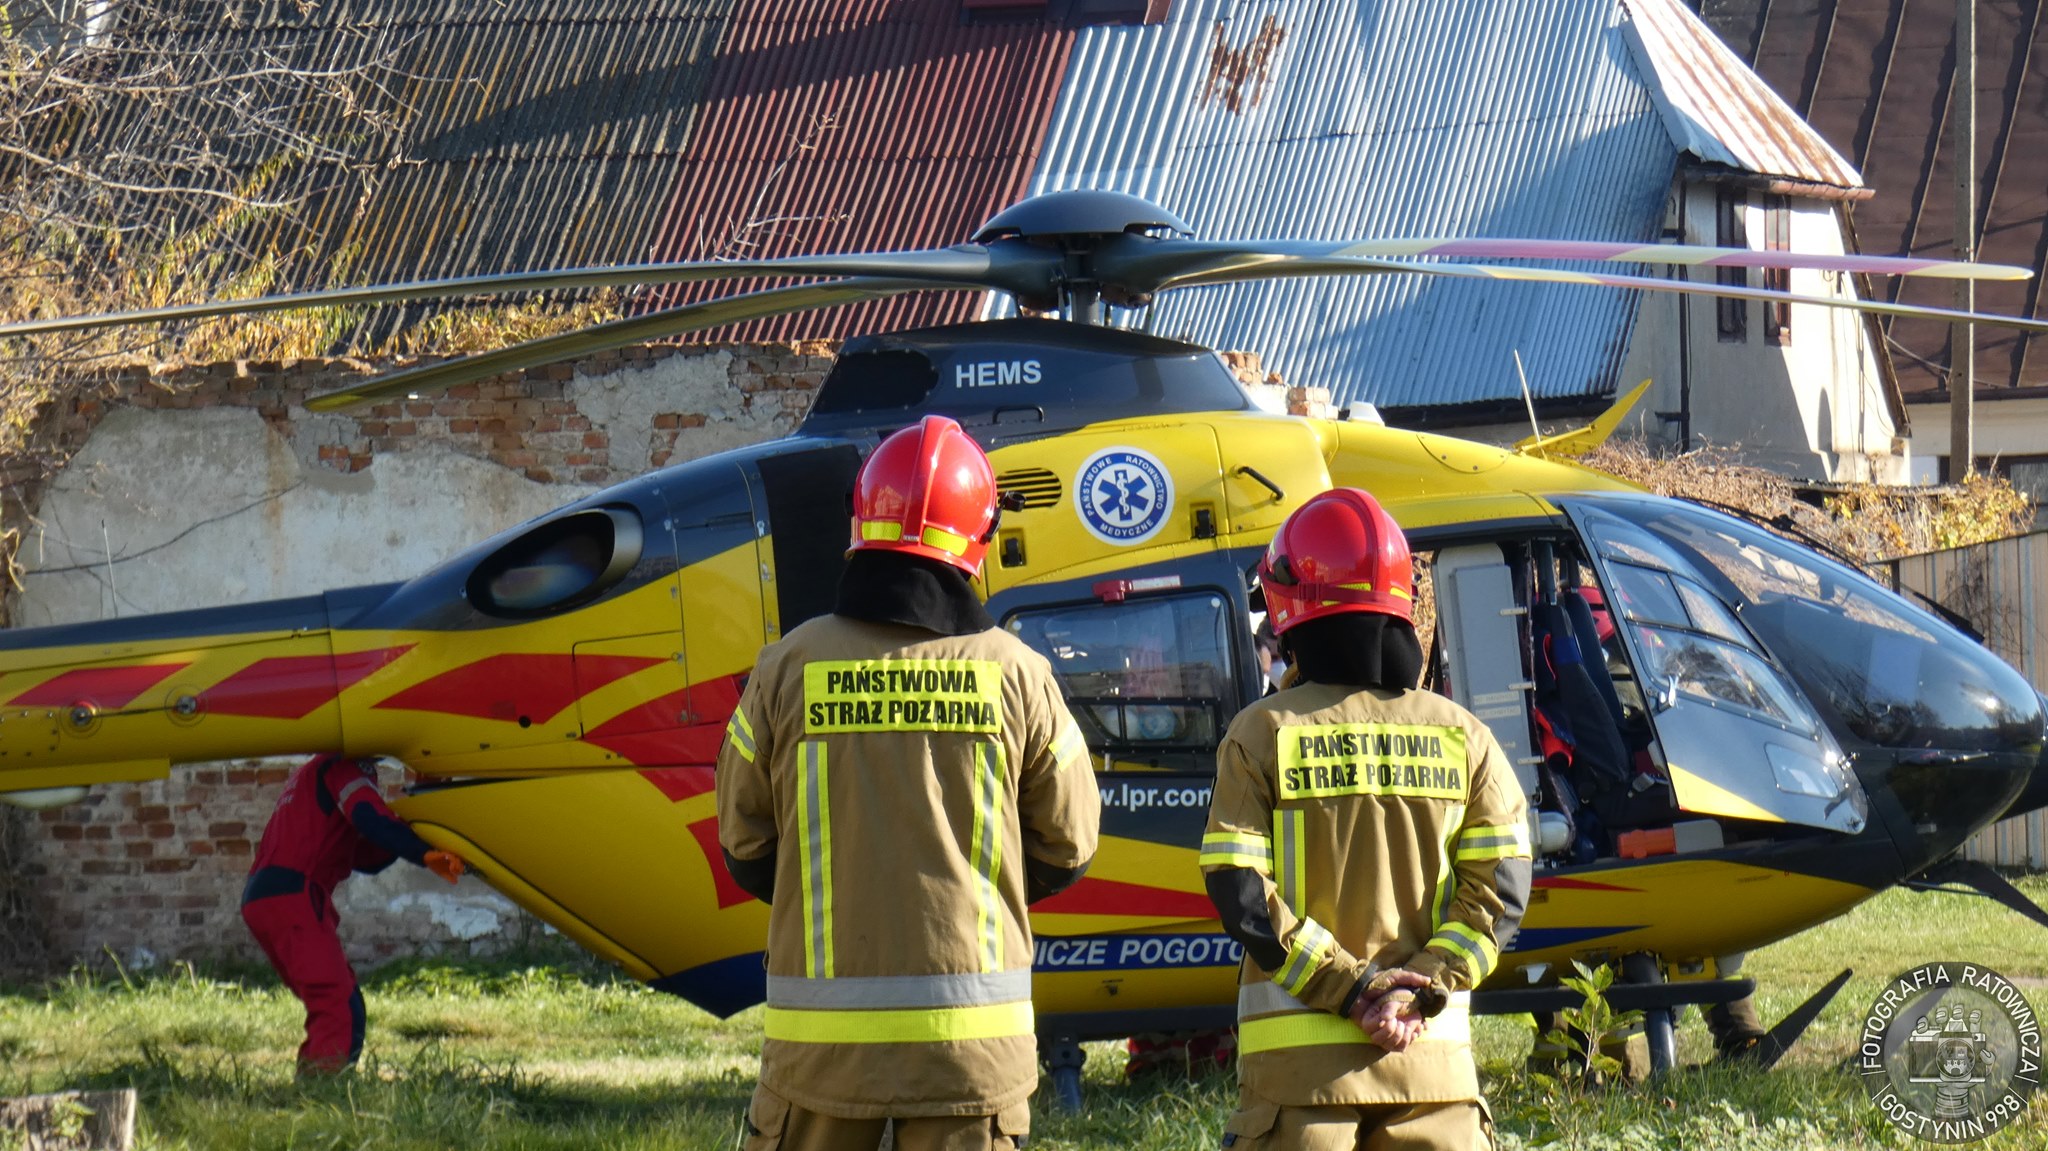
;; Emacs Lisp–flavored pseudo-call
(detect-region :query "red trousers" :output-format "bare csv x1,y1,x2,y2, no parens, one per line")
241,886,364,1072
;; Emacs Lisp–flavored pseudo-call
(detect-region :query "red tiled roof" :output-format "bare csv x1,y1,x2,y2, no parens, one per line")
643,0,1076,342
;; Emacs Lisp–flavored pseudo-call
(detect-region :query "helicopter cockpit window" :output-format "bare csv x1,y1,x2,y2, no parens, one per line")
1004,593,1234,765
1572,495,2043,756
1568,499,1867,834
467,506,644,617
1605,563,1814,734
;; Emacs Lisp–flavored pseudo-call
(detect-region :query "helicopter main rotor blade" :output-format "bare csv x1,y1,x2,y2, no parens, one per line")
0,248,1055,340
1093,236,2031,293
303,277,962,412
1149,252,2048,337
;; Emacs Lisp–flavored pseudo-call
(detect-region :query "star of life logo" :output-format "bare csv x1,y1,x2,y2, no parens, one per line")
1860,962,2041,1143
1075,447,1173,546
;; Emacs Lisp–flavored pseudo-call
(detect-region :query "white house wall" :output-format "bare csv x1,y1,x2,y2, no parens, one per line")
1906,395,2048,495
1616,182,1902,482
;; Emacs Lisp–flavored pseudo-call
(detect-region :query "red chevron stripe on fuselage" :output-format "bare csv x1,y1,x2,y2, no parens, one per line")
373,653,663,722
9,662,189,709
201,647,414,719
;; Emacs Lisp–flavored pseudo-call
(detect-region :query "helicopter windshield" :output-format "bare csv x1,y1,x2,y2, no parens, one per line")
1565,494,2043,756
1004,592,1234,762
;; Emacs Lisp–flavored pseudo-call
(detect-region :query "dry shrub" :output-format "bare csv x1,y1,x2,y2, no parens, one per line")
1821,472,2036,557
1580,440,2036,567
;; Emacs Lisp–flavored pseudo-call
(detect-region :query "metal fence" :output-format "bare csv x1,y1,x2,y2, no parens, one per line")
1889,530,2048,870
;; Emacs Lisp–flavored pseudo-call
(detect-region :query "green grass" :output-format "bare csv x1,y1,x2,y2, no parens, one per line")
4,878,2045,1149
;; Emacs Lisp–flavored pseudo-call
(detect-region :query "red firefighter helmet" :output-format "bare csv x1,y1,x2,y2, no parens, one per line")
850,415,999,575
1258,487,1413,633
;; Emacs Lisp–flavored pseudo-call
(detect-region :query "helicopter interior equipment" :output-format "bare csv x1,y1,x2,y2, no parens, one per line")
3,189,2047,1092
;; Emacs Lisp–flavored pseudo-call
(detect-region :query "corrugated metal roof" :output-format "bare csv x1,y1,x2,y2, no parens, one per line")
644,0,1073,342
142,2,733,289
1700,1,2048,398
1018,0,1679,410
1621,0,1861,188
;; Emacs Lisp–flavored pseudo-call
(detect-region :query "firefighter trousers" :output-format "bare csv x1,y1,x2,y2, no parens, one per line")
1219,1094,1492,1151
742,1084,1029,1150
240,885,364,1072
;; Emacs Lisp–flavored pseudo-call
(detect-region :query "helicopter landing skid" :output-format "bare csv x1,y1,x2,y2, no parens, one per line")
1620,953,1678,1077
1036,1006,1237,1110
1474,968,1758,1078
1040,1035,1087,1113
1907,858,2048,930
1736,966,1854,1071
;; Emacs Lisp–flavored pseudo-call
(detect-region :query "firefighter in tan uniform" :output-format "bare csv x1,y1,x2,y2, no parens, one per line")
718,414,1101,1151
1201,488,1532,1150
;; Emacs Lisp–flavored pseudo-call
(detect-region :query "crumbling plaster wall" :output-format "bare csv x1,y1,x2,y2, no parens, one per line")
7,342,834,972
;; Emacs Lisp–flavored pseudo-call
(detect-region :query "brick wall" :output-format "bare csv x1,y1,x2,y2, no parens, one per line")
18,757,568,973
27,761,289,969
40,341,837,488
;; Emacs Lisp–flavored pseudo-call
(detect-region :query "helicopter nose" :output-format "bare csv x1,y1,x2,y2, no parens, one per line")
1996,693,2048,822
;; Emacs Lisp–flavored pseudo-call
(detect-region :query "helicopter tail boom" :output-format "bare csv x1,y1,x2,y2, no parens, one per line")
0,594,407,793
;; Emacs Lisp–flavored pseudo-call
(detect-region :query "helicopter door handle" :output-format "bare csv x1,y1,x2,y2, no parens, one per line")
1653,673,1681,714
1235,466,1285,501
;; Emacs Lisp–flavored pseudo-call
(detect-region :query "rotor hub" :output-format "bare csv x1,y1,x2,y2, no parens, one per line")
971,189,1192,244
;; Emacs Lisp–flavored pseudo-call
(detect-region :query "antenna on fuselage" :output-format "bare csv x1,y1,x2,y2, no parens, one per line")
1514,349,1543,451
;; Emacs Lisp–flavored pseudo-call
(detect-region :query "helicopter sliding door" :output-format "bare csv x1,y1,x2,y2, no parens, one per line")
1564,501,1866,834
1433,544,1539,800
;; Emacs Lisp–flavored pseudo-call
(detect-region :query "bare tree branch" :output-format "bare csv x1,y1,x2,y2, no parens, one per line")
0,144,308,207
0,0,423,620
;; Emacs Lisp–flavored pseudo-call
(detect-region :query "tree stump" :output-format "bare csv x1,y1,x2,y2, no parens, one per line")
0,1090,137,1150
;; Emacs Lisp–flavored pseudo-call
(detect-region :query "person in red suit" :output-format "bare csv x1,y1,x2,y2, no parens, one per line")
240,753,466,1073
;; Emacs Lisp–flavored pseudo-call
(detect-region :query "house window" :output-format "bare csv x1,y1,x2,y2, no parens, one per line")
1716,187,1748,342
1762,194,1792,346
1993,455,2048,506
1933,454,2048,493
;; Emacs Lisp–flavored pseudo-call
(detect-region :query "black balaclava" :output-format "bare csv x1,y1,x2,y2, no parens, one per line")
1281,611,1424,691
833,549,994,637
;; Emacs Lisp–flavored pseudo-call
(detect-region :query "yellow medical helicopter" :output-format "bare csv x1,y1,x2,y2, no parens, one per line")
3,190,2046,1091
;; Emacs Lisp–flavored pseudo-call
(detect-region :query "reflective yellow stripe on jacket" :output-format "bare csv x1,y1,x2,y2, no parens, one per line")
1427,920,1499,983
1428,802,1467,954
763,970,1036,1044
1274,808,1306,907
799,739,834,978
1199,831,1272,872
970,740,1006,973
1052,720,1091,774
725,708,756,762
1275,917,1334,998
1455,821,1531,862
1425,804,1510,983
1236,983,1472,1055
